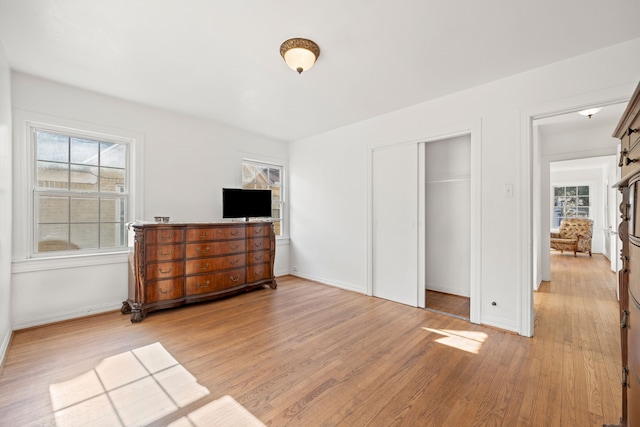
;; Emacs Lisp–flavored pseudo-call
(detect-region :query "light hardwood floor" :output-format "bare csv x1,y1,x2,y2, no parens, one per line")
0,253,622,426
425,290,471,319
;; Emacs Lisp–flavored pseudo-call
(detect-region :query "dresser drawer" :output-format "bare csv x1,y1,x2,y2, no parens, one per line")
145,228,184,244
186,240,246,258
247,224,272,238
146,261,185,281
185,254,246,275
248,250,271,265
629,371,640,427
629,241,640,299
629,294,640,389
145,278,184,302
623,117,640,177
247,264,271,282
186,226,245,242
186,269,246,295
248,237,270,252
145,244,184,262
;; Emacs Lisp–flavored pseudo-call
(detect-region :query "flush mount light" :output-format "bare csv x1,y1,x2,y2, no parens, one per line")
578,107,602,119
280,38,320,74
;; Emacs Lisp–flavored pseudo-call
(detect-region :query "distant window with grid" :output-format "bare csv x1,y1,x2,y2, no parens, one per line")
242,160,283,236
34,129,129,254
552,185,590,227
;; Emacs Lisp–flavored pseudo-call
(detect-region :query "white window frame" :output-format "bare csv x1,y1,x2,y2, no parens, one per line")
241,159,285,237
12,110,144,272
33,128,131,255
552,184,591,227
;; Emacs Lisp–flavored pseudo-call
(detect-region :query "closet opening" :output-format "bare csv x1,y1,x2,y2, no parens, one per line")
423,134,471,320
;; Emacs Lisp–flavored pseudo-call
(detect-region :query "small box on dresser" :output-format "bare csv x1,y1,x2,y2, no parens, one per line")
122,222,276,322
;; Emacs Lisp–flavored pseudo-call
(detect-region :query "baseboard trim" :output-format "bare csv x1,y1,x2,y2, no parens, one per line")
481,314,518,333
289,272,365,294
0,328,13,373
12,301,123,330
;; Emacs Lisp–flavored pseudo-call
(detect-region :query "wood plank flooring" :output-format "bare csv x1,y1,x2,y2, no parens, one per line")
426,290,470,319
0,253,622,426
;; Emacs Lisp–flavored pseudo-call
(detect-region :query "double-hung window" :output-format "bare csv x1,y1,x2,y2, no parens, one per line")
34,128,130,254
242,160,284,237
552,185,590,227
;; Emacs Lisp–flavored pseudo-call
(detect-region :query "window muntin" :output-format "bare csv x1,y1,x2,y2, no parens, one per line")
242,161,284,236
34,129,129,254
552,185,590,227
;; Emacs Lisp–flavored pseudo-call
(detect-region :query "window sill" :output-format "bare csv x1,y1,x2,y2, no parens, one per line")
12,250,129,274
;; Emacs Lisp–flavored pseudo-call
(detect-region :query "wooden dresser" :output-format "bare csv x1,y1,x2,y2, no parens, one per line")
613,81,640,427
121,222,276,322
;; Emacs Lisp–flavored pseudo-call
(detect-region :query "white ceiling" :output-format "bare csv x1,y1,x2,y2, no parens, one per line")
1,1,640,142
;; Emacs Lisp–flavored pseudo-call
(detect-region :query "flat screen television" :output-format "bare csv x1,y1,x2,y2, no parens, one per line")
222,188,272,220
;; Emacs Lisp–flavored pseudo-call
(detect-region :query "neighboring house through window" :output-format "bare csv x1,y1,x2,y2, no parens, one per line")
33,127,131,254
242,160,284,236
553,185,590,227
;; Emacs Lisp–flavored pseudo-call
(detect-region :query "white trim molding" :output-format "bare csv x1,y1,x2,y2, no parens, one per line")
12,109,145,264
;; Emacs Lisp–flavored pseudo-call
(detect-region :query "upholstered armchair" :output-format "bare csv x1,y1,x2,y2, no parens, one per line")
550,218,593,257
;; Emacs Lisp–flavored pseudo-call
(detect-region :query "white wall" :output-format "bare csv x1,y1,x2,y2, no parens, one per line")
11,73,290,329
425,135,471,297
289,38,640,333
0,41,12,363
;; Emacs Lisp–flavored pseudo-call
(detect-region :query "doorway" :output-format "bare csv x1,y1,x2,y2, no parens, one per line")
532,106,623,291
424,135,471,320
522,100,628,338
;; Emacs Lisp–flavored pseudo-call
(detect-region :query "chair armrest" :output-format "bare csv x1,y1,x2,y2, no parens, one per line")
550,232,561,239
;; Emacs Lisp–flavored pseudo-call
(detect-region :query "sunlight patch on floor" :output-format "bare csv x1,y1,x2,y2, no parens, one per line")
168,395,265,427
49,342,210,427
422,328,488,354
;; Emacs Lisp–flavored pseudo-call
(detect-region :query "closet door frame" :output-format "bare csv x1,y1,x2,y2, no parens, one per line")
367,120,481,325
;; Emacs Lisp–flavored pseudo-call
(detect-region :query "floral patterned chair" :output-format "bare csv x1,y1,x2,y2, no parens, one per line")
550,218,593,257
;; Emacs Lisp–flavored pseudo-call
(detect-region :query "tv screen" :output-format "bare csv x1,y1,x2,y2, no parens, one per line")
223,188,272,219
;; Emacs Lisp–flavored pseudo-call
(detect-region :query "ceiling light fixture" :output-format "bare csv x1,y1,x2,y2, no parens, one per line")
578,107,602,119
280,38,320,74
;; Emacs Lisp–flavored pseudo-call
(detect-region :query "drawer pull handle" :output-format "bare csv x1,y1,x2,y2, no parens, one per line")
230,274,240,282
160,232,174,240
619,149,629,167
159,286,173,294
159,249,173,256
197,280,211,289
255,228,263,234
196,246,210,254
625,156,636,166
158,267,173,274
621,255,629,273
198,262,210,271
254,255,263,261
230,244,239,250
198,231,209,238
254,241,263,248
230,259,239,265
231,230,239,235
254,270,263,276
621,310,629,329
629,127,638,136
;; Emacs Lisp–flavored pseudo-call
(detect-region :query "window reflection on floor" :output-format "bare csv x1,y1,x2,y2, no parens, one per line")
422,327,488,354
50,342,209,427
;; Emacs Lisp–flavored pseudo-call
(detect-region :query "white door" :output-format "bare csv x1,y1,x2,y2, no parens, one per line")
372,143,419,306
